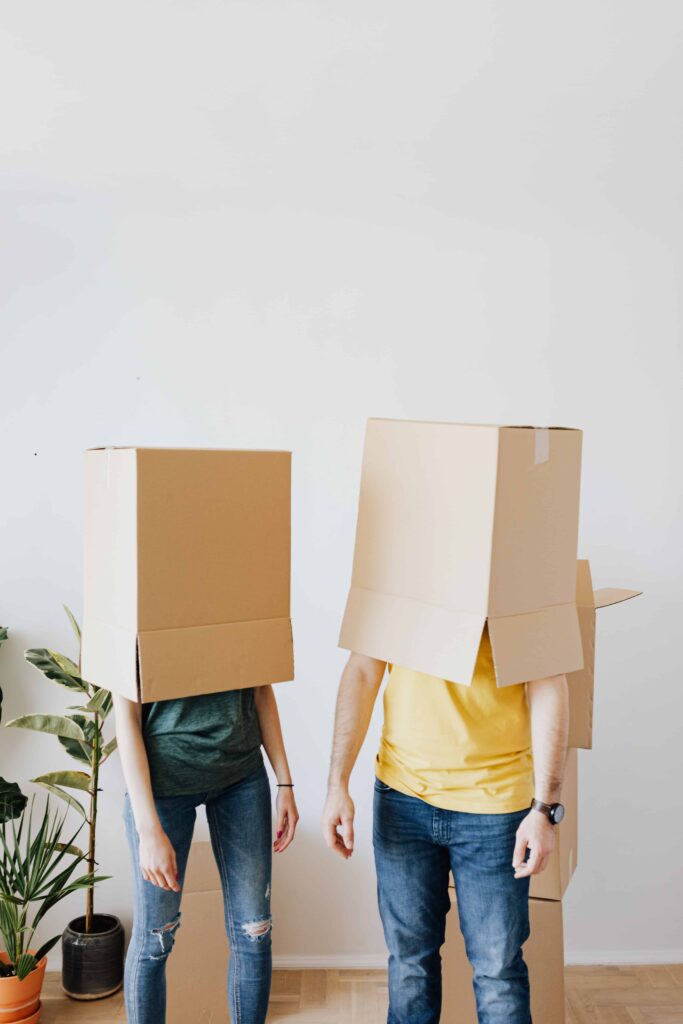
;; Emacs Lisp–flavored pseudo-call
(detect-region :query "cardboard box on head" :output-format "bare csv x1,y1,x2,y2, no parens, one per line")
569,560,641,749
82,447,294,702
339,419,584,686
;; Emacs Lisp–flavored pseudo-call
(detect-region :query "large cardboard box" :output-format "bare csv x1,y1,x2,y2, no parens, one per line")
82,447,294,702
441,891,564,1024
568,560,641,749
340,419,584,687
167,842,228,1024
529,747,578,902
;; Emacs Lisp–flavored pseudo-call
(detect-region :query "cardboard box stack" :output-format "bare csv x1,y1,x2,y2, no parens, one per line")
340,419,640,1023
82,447,294,1019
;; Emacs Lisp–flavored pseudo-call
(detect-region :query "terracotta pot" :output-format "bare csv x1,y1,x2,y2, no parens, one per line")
0,953,46,1024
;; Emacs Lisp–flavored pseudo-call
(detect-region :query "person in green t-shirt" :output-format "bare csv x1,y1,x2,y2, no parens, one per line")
114,683,297,1024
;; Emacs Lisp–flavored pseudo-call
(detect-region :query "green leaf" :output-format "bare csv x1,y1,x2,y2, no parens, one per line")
15,951,37,981
31,783,86,819
83,687,111,715
5,714,86,742
0,779,28,824
101,736,118,759
32,933,60,965
32,772,91,793
54,843,85,858
63,606,81,645
58,714,96,764
24,648,88,693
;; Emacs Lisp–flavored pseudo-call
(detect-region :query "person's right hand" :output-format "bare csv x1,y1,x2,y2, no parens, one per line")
321,785,355,859
138,825,180,891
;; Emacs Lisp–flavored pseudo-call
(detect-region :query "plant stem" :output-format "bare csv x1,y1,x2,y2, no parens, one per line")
85,709,100,933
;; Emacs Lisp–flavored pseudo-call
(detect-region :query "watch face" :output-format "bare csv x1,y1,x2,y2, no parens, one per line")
552,804,565,824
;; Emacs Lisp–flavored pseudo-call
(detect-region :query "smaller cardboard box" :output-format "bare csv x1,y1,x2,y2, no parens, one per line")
568,560,640,749
529,747,578,902
340,419,584,687
82,447,294,702
167,842,228,1024
441,891,565,1024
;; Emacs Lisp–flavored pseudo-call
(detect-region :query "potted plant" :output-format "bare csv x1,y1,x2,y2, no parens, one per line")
4,609,123,1000
0,798,104,1023
0,629,27,826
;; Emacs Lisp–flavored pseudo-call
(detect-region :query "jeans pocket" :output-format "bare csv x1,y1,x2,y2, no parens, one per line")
374,777,392,793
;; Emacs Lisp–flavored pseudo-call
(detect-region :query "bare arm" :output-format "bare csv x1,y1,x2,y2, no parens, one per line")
112,693,179,892
253,685,299,853
512,673,569,879
321,653,386,859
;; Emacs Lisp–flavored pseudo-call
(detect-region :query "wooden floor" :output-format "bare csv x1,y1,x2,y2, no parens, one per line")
40,965,683,1022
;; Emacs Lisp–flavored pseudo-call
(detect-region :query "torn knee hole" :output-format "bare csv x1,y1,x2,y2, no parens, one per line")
241,917,271,941
149,913,181,956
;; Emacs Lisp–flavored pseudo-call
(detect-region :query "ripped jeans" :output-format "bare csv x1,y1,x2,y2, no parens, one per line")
123,763,272,1024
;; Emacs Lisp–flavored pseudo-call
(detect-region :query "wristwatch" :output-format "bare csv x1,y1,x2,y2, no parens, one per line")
530,797,565,825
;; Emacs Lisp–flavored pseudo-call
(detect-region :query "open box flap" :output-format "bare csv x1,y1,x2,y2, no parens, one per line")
593,587,642,609
488,602,584,686
339,586,485,685
138,617,294,703
81,617,138,700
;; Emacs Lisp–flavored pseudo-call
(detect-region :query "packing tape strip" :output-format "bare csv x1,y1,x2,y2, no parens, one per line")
534,427,550,464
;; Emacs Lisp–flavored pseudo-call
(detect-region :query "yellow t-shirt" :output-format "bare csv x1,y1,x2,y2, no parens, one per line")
376,626,534,813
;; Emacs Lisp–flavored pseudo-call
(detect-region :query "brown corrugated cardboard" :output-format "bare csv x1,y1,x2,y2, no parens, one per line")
339,419,584,687
82,447,294,701
568,561,641,749
441,890,565,1023
529,747,578,901
167,842,228,1024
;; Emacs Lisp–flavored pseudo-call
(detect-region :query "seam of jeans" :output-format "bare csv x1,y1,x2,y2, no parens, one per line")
207,804,240,1024
127,802,144,1024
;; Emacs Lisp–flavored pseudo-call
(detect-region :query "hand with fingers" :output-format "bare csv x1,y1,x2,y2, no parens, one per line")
138,826,181,892
512,810,556,879
273,786,300,854
321,785,355,860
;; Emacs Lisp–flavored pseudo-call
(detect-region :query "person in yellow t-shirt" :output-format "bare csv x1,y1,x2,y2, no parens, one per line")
322,625,569,1024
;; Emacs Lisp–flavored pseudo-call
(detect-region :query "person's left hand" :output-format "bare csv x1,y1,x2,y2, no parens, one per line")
274,787,299,853
512,810,556,878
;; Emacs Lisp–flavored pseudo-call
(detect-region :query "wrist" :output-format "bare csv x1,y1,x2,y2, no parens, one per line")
137,819,164,840
327,777,349,794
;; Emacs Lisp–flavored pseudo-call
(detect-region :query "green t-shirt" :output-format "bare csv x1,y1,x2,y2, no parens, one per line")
141,688,264,798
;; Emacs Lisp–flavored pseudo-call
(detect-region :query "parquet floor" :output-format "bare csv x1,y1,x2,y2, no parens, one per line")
39,964,683,1023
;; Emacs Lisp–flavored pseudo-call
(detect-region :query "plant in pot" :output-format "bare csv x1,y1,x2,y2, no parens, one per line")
4,608,123,1000
0,628,27,825
0,798,104,1024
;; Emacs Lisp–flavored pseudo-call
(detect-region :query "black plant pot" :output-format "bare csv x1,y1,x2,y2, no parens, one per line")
62,914,125,1000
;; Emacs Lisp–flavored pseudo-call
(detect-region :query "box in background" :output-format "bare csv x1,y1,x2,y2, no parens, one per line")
568,560,641,749
167,841,228,1024
82,447,294,702
530,746,578,902
340,419,584,687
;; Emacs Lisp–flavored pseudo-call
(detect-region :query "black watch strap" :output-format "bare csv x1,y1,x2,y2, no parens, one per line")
530,797,564,824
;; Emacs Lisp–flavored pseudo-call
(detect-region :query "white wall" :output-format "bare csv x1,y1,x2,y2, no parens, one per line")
1,1,682,967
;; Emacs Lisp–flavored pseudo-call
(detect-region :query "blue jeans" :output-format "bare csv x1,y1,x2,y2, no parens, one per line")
123,763,272,1024
373,778,532,1024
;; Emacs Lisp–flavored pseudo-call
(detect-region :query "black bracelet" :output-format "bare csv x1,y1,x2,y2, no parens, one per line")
277,783,294,787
